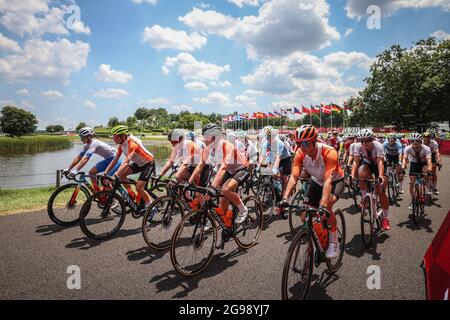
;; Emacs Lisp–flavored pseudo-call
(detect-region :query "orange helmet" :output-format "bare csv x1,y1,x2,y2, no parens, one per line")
294,125,318,142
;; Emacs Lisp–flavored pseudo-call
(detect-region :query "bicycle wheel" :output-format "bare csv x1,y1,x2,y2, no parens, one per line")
387,175,394,204
352,183,359,208
289,190,305,235
142,195,185,250
326,209,346,273
147,183,169,200
234,196,263,249
258,182,275,224
170,210,217,277
360,196,374,248
411,187,419,224
79,191,126,240
47,183,90,227
281,228,313,300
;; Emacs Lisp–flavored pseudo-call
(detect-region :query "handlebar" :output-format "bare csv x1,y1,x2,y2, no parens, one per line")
178,183,223,197
62,171,86,183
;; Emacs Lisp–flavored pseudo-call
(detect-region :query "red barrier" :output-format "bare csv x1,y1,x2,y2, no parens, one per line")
439,140,450,155
423,210,450,300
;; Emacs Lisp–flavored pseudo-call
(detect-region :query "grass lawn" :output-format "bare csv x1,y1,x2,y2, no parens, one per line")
0,186,55,216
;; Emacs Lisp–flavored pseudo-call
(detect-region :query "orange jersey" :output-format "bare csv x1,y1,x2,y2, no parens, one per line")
117,135,154,166
292,143,343,186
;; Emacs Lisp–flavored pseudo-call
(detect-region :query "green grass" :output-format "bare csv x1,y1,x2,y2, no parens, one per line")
0,186,55,216
0,135,72,155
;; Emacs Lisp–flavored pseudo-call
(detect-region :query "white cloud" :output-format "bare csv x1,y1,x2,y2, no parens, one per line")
180,1,340,58
94,88,129,98
131,0,158,5
142,25,207,51
197,3,211,9
210,80,231,87
0,0,91,37
430,29,450,40
16,89,29,95
20,99,35,110
228,0,262,8
146,98,171,105
194,91,231,105
172,104,193,112
344,28,353,37
41,90,63,98
162,52,230,82
185,81,209,90
346,0,450,20
234,94,257,108
324,51,372,70
84,100,96,109
0,33,21,53
96,64,133,83
0,38,90,84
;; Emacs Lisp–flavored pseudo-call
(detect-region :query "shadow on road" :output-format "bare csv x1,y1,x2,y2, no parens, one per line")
149,247,247,298
307,269,339,300
397,215,434,233
35,224,74,236
343,205,359,215
65,227,141,250
345,233,389,261
126,246,168,265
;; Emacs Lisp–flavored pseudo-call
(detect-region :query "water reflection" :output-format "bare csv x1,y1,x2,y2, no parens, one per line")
0,142,171,189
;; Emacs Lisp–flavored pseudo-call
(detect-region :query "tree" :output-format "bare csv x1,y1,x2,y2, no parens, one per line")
46,125,64,132
126,116,137,130
76,122,87,131
108,117,120,128
178,113,209,130
0,106,37,137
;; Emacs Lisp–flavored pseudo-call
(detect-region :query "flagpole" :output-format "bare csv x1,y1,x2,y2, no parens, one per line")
319,106,322,137
331,103,333,132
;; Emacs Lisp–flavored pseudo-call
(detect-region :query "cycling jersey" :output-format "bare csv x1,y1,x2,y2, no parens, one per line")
168,139,201,166
292,143,344,186
203,139,248,174
383,140,402,156
263,137,291,164
79,139,116,159
403,145,431,163
353,141,385,165
349,142,356,157
117,135,154,167
244,140,258,165
424,140,439,153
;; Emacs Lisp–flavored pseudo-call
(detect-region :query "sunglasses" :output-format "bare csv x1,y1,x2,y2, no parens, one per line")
360,139,373,144
296,140,310,148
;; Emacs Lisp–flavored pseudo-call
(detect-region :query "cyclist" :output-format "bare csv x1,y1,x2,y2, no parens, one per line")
343,133,356,165
159,129,201,184
237,131,258,170
423,132,442,195
402,133,433,209
384,133,404,193
64,127,121,190
103,125,156,215
327,130,339,152
351,129,391,231
186,130,205,150
280,125,345,259
189,123,250,249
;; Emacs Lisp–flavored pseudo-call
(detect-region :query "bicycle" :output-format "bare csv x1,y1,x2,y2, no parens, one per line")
257,172,284,224
354,178,384,248
47,171,100,227
406,171,434,224
281,204,346,300
287,178,311,235
237,166,261,197
170,184,263,277
79,174,168,240
385,161,400,204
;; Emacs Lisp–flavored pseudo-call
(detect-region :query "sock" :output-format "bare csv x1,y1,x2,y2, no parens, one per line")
382,209,389,219
238,203,247,213
329,231,338,244
145,201,152,208
361,190,367,198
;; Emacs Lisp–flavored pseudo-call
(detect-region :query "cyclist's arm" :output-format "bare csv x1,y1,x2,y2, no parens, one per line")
104,148,122,176
73,156,90,171
435,150,441,165
351,155,360,178
211,164,227,188
426,151,433,171
160,147,177,176
272,154,281,175
319,150,337,207
115,142,138,176
67,155,82,171
377,156,385,177
401,149,408,170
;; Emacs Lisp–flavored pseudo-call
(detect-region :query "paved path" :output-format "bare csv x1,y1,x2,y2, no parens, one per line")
1,158,449,300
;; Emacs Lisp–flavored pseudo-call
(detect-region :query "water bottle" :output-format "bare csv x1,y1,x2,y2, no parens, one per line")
273,179,282,197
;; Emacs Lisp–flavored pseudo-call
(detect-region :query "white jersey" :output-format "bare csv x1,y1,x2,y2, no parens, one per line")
424,140,439,153
353,141,385,165
404,145,431,163
168,139,201,166
80,139,116,159
349,142,356,156
245,140,258,164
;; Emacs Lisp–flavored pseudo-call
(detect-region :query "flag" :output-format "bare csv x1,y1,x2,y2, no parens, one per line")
293,107,301,115
321,104,332,115
311,105,320,114
248,113,255,119
227,115,233,122
282,108,292,114
274,111,281,117
268,112,275,118
331,103,341,112
344,101,352,111
234,114,242,121
254,112,263,119
240,113,249,119
302,106,311,114
261,112,268,118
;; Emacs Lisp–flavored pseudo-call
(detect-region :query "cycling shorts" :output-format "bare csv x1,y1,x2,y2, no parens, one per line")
279,156,292,176
409,162,427,176
303,178,345,208
386,154,400,166
95,157,121,176
223,167,250,187
128,161,155,182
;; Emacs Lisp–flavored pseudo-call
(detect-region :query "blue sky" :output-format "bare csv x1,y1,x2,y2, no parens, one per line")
0,0,449,130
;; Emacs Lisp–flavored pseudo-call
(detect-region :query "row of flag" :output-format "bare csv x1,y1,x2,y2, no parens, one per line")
222,102,357,123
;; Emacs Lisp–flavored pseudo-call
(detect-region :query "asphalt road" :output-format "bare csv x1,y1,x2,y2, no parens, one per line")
1,157,449,300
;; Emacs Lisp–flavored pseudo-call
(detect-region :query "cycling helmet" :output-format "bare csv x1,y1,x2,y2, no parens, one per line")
294,125,318,142
263,126,274,135
279,134,286,141
386,133,395,139
423,131,432,138
79,127,94,137
202,123,222,137
236,130,247,138
111,125,129,135
358,129,374,139
186,131,195,141
409,132,422,141
168,129,185,142
347,132,356,139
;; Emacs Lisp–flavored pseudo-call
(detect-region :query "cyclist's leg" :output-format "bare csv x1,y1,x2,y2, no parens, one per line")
135,161,155,205
327,179,345,230
357,164,371,198
88,166,100,191
408,163,420,206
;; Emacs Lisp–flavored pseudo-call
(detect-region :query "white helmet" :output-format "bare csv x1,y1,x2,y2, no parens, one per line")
263,126,274,135
202,123,222,138
79,127,94,137
358,129,374,139
409,132,423,141
236,130,247,138
168,129,185,142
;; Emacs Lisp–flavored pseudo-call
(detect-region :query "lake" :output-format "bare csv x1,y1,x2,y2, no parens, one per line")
0,142,171,189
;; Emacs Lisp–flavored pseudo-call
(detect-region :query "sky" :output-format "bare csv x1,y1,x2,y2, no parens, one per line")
0,0,449,130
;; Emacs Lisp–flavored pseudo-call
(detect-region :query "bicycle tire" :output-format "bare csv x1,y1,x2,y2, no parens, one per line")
326,209,346,273
47,183,90,227
360,196,374,248
258,182,275,224
234,196,263,249
142,195,185,251
79,191,126,240
170,210,217,277
281,228,313,300
289,190,305,235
